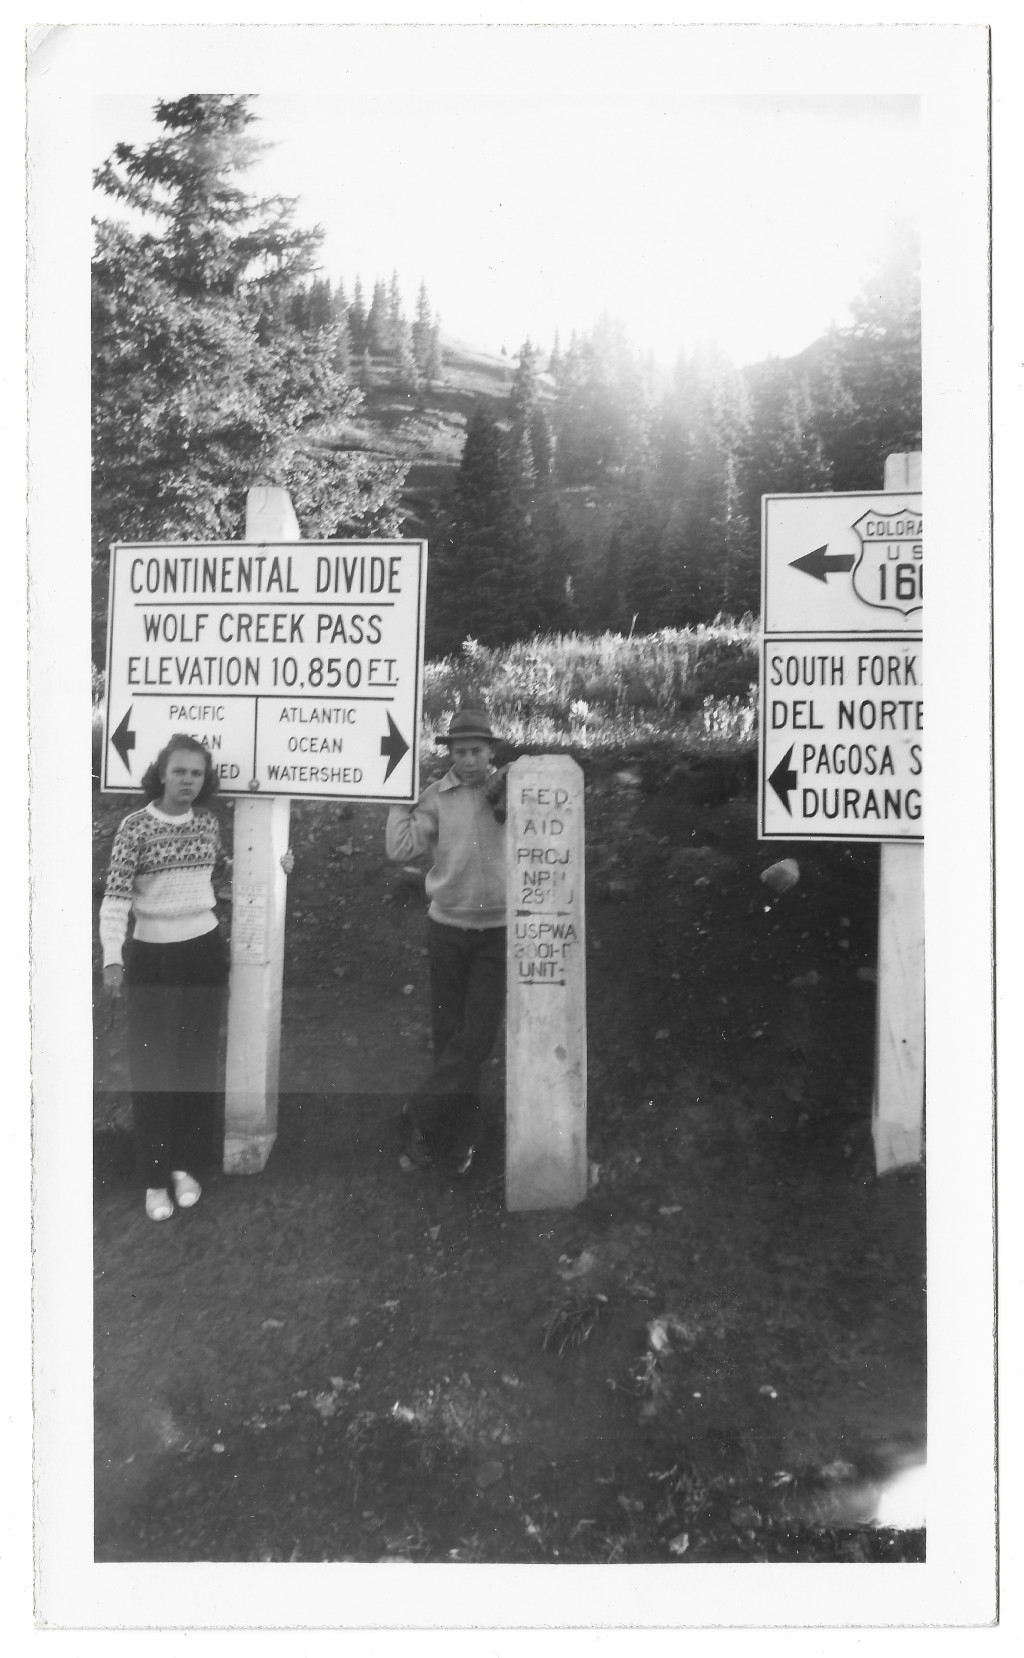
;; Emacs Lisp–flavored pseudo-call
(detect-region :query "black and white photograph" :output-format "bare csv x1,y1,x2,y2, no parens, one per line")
22,11,1001,1639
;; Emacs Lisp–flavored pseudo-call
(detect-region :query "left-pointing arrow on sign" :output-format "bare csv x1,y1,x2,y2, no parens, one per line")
768,745,798,815
111,706,136,772
789,544,856,584
380,712,409,782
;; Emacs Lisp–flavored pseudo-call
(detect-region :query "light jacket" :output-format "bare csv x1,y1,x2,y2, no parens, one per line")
386,769,506,929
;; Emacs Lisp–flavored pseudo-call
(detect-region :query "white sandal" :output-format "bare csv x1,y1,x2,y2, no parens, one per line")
171,1171,202,1208
145,1187,174,1222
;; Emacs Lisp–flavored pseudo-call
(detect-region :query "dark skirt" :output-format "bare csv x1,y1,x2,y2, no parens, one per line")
124,927,229,1187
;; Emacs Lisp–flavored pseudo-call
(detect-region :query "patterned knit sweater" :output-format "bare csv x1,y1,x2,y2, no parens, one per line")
100,803,223,966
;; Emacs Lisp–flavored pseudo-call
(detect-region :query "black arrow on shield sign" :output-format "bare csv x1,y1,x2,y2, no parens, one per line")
111,706,136,772
789,544,856,584
381,713,409,781
768,745,798,815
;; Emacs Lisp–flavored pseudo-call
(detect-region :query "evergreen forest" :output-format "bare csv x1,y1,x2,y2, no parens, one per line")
92,94,922,669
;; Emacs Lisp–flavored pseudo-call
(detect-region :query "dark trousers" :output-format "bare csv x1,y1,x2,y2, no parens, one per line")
412,919,506,1153
125,928,229,1188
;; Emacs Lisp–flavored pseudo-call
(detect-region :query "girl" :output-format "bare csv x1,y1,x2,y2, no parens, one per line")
100,734,292,1219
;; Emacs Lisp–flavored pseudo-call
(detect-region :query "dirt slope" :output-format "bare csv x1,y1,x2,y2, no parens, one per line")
93,754,925,1563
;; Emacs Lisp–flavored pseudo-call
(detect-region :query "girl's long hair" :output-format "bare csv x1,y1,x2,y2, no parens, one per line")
139,733,220,805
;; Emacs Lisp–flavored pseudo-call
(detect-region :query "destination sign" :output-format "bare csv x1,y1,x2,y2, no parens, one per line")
759,491,923,843
763,492,922,635
760,637,923,841
102,540,427,802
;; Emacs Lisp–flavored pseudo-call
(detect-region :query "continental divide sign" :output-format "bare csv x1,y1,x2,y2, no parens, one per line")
102,540,427,802
759,494,923,842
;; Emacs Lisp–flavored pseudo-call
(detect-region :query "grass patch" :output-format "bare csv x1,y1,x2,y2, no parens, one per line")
421,622,759,758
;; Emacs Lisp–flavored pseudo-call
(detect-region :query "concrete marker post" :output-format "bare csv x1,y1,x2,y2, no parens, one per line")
505,754,587,1210
222,487,296,1174
873,450,925,1175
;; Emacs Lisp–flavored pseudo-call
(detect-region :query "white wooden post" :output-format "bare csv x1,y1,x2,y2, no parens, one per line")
222,487,295,1173
505,754,588,1210
872,451,925,1175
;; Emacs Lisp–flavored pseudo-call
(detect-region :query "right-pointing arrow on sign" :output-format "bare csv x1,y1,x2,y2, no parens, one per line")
381,712,409,782
768,745,798,815
789,544,856,584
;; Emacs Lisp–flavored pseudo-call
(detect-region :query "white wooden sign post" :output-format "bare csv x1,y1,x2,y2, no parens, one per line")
873,450,925,1173
759,455,924,1175
223,487,297,1172
505,754,588,1210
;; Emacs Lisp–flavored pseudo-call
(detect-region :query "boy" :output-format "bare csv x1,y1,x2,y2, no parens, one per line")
386,708,508,1176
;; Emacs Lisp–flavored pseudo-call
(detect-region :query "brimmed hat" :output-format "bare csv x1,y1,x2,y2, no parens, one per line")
437,708,498,745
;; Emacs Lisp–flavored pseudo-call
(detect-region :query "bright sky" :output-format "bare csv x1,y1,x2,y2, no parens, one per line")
92,86,919,370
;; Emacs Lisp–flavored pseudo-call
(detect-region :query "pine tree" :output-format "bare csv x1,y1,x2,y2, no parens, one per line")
618,348,657,482
552,318,641,485
411,279,433,369
393,318,419,392
306,275,334,330
810,229,922,490
524,493,572,634
288,276,335,333
619,496,670,631
530,406,553,486
506,340,539,490
366,279,389,354
329,280,351,375
427,406,530,655
332,311,353,378
657,345,754,621
287,285,309,331
424,321,445,384
93,93,321,300
348,276,368,353
717,453,754,616
735,359,832,560
592,531,626,633
387,270,404,353
91,96,406,661
508,339,538,430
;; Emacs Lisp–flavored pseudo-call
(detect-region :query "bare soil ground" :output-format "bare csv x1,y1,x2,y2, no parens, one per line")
92,751,925,1563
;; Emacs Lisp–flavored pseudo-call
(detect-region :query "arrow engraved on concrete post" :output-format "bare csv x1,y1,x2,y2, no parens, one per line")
768,745,798,815
381,712,409,781
789,544,856,584
111,706,136,772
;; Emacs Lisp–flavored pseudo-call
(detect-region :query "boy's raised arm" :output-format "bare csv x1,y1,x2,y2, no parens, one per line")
386,794,438,861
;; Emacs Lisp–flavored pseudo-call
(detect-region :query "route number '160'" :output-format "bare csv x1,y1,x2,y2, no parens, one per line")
878,547,923,605
851,507,923,618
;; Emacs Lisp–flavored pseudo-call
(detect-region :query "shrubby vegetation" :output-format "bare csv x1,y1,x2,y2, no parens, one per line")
421,623,759,755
